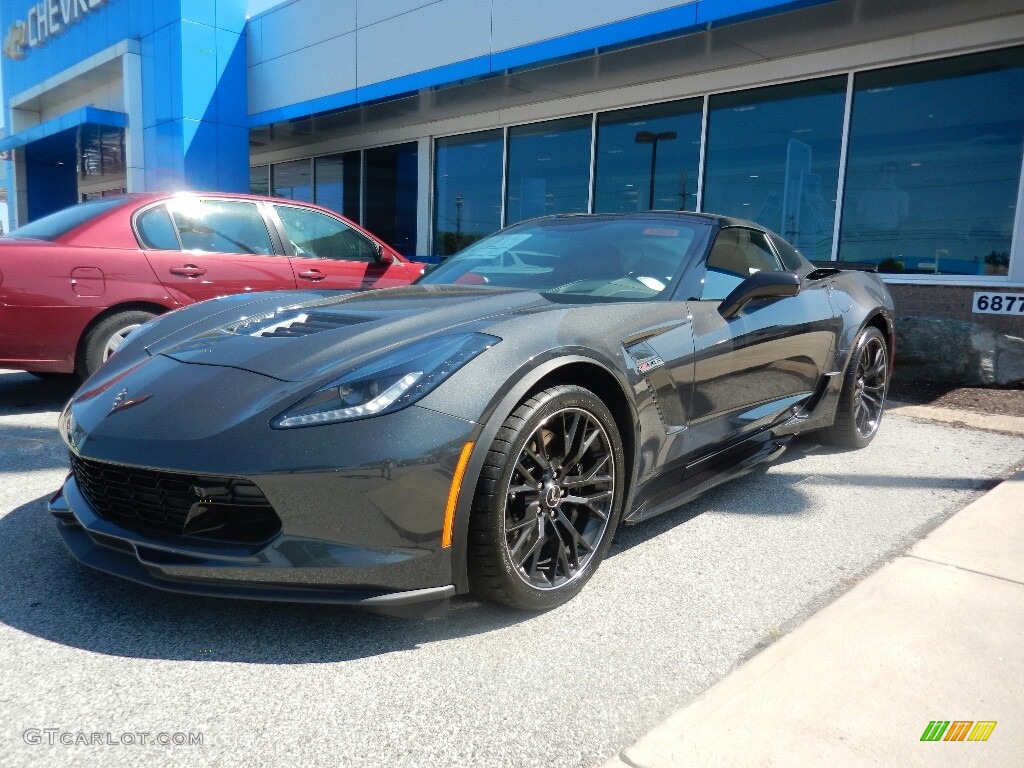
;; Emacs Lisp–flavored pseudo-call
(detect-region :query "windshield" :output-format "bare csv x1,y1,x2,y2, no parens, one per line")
7,197,128,241
417,216,710,301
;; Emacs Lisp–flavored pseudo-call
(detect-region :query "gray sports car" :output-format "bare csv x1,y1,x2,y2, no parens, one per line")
51,212,894,616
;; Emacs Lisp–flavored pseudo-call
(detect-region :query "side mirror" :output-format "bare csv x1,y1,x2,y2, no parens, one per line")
718,270,801,319
373,242,393,264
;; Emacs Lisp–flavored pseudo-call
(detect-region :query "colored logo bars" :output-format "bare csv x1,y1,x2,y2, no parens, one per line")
920,721,997,742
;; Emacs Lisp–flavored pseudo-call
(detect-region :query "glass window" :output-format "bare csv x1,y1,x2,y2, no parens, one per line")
506,116,592,226
169,199,274,255
704,77,847,261
79,125,126,179
8,197,126,241
701,227,783,300
250,166,269,196
272,159,313,202
839,48,1024,276
595,99,703,214
434,130,504,257
275,205,378,262
315,152,361,220
365,142,418,256
418,215,708,301
136,205,180,250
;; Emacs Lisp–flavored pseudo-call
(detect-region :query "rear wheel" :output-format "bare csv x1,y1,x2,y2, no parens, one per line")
823,326,888,449
77,310,156,380
468,385,625,610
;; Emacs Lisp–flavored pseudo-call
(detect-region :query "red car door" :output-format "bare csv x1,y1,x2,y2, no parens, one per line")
271,203,413,290
138,199,296,304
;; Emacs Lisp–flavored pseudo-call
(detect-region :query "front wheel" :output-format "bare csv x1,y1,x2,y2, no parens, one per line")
468,385,626,610
76,310,156,380
823,326,889,449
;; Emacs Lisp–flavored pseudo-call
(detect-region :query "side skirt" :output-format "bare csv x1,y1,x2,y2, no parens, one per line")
623,433,791,525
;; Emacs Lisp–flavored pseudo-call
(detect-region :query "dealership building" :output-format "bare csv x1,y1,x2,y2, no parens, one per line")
1,0,1023,334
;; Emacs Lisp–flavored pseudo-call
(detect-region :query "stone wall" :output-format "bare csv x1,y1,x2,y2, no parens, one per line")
886,283,1024,386
887,283,1024,336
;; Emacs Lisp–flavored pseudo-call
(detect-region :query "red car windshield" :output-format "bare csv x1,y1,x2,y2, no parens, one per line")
6,197,128,241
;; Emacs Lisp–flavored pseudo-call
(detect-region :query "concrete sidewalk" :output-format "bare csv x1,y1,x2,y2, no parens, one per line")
605,469,1024,768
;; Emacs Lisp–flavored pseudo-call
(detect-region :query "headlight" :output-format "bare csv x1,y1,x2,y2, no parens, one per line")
272,333,499,428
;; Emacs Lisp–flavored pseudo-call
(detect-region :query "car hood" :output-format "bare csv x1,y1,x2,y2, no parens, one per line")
151,285,556,382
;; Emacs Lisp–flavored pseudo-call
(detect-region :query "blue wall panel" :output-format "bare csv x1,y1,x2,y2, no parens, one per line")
216,28,250,129
2,0,250,200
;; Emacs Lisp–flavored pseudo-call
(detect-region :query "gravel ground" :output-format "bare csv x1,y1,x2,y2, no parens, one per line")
2,369,1023,768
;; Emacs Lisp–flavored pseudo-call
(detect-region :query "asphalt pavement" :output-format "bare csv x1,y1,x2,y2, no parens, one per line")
2,368,1023,768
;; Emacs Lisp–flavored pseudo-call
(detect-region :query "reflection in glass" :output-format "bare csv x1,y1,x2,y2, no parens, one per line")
79,125,126,178
704,77,846,260
250,165,269,196
365,142,418,256
272,159,313,202
419,215,708,301
595,100,702,214
434,130,503,256
315,152,361,220
839,48,1024,275
506,117,591,226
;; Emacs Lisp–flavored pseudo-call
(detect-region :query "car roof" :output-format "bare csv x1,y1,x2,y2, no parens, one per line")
104,191,326,208
521,211,768,230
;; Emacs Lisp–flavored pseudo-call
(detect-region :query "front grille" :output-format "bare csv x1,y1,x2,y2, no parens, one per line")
70,454,281,544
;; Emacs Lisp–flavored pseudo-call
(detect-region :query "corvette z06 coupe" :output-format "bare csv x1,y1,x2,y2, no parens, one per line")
51,212,894,616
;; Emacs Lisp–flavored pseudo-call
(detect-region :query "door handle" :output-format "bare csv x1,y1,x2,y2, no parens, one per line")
170,265,206,278
298,269,325,281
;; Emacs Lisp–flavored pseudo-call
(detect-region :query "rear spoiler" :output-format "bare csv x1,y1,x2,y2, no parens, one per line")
809,260,879,273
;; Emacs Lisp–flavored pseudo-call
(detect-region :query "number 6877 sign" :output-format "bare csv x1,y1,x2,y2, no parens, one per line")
973,292,1024,314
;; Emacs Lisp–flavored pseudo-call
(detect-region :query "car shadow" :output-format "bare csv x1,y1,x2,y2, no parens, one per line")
0,493,530,664
606,434,998,557
1,424,72,472
0,371,79,416
1,435,1000,664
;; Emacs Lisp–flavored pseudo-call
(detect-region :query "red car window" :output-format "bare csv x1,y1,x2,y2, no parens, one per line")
275,205,377,262
136,205,181,250
169,199,274,256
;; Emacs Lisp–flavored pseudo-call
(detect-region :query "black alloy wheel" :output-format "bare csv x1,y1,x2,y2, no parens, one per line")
825,326,889,448
468,385,625,610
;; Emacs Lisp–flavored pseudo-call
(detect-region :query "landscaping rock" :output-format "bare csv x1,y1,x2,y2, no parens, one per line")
894,316,1024,386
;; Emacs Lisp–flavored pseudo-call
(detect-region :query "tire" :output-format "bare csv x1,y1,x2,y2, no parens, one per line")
77,310,156,380
823,326,889,449
468,385,626,610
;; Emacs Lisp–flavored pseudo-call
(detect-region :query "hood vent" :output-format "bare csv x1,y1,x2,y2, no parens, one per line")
254,311,372,338
222,310,372,338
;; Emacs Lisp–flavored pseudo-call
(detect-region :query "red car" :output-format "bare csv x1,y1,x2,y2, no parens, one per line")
0,193,416,379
